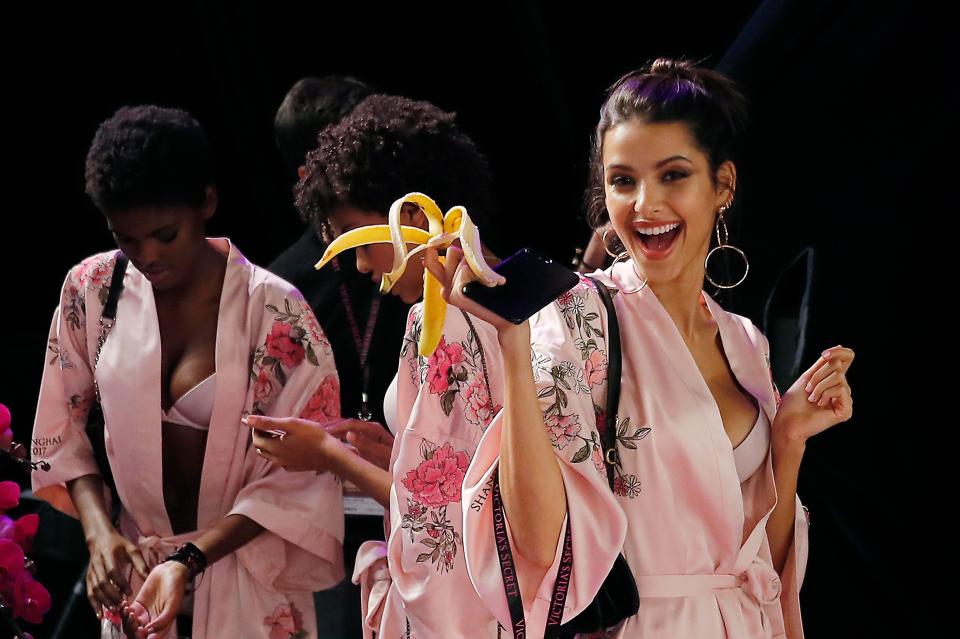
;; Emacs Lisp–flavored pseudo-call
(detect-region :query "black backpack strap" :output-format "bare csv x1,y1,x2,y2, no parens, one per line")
586,276,621,491
102,252,129,323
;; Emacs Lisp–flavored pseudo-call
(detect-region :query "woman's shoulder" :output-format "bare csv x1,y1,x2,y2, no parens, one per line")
63,249,121,292
532,274,606,332
246,258,301,297
707,293,770,353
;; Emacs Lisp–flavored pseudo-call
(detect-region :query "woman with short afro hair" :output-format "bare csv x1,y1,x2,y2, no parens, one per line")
248,94,510,638
32,105,345,639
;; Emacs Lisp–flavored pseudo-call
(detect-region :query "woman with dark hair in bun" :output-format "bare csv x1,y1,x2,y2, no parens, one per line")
433,59,856,638
31,105,344,638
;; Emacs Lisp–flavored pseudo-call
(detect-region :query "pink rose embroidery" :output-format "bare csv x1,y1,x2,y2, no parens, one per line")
463,376,499,426
68,393,93,425
401,443,470,508
76,255,113,289
299,301,329,350
263,602,305,639
266,322,305,369
425,338,465,395
592,445,605,474
299,375,341,422
583,349,608,388
546,413,581,450
254,370,278,406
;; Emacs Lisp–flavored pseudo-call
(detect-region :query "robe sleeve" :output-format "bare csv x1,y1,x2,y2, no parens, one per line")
379,305,506,635
229,286,345,592
31,254,118,514
462,278,627,631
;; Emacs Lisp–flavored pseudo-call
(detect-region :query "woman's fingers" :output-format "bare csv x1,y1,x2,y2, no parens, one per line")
107,566,132,597
85,573,102,618
423,248,451,293
800,345,854,390
126,546,149,580
809,371,843,403
94,577,124,608
346,431,392,470
255,445,281,466
90,559,124,607
143,604,178,637
251,430,280,453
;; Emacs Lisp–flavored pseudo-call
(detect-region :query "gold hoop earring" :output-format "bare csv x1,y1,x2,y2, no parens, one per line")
600,229,624,259
704,211,749,289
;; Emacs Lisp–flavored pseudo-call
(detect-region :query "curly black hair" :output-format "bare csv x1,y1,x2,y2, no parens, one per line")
294,94,494,232
274,76,375,173
84,105,215,214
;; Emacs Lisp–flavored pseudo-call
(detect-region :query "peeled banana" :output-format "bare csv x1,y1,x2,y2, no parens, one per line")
315,192,504,356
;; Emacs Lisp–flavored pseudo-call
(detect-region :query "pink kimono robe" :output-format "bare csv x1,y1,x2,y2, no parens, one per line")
354,306,504,638
32,239,345,639
462,262,809,639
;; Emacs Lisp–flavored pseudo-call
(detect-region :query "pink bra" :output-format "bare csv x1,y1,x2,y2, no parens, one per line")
732,408,769,483
161,374,215,431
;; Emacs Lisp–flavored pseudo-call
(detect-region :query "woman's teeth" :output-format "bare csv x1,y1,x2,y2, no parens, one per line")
636,222,681,236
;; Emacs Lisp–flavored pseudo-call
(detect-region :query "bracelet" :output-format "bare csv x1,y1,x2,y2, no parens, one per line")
163,542,208,580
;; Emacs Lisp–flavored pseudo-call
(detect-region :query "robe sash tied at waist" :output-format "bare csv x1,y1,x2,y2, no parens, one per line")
634,557,782,605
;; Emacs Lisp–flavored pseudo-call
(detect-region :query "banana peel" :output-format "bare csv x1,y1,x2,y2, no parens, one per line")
314,192,504,356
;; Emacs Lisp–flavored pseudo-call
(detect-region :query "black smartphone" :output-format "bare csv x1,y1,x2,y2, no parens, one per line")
461,248,580,324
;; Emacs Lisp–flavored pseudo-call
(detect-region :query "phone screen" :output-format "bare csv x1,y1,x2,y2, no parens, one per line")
461,248,580,324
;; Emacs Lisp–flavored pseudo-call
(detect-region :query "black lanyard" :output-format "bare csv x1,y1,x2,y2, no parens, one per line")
331,255,380,420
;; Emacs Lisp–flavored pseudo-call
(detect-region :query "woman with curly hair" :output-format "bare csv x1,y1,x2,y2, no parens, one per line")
433,59,855,638
247,93,510,638
31,105,344,638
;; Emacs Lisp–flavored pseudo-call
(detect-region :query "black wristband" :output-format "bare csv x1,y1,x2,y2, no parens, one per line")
163,542,208,580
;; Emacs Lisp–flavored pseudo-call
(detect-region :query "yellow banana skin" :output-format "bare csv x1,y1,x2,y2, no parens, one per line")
314,226,432,271
315,192,505,356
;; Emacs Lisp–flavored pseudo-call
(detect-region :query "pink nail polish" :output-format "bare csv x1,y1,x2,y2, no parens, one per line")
808,393,816,402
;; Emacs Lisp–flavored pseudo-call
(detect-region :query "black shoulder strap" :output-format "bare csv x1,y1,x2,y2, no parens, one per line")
102,252,129,322
586,276,621,491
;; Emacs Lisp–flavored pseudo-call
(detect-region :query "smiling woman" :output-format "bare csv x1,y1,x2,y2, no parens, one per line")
31,105,345,639
435,58,855,639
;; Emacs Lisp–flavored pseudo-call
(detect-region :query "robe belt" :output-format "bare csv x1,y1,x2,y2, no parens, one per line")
634,557,782,605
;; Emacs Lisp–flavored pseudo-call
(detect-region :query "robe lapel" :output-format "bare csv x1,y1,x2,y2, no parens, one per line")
703,292,781,570
197,239,255,526
98,262,169,534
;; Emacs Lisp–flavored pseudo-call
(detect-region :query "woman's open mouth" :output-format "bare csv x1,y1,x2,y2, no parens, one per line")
634,221,682,260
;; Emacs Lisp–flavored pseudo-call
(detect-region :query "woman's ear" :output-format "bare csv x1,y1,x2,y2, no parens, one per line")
400,202,429,230
715,161,737,207
201,185,218,221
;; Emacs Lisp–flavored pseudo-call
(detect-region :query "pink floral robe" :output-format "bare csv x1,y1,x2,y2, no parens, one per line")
462,261,809,639
354,306,505,638
32,239,345,639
